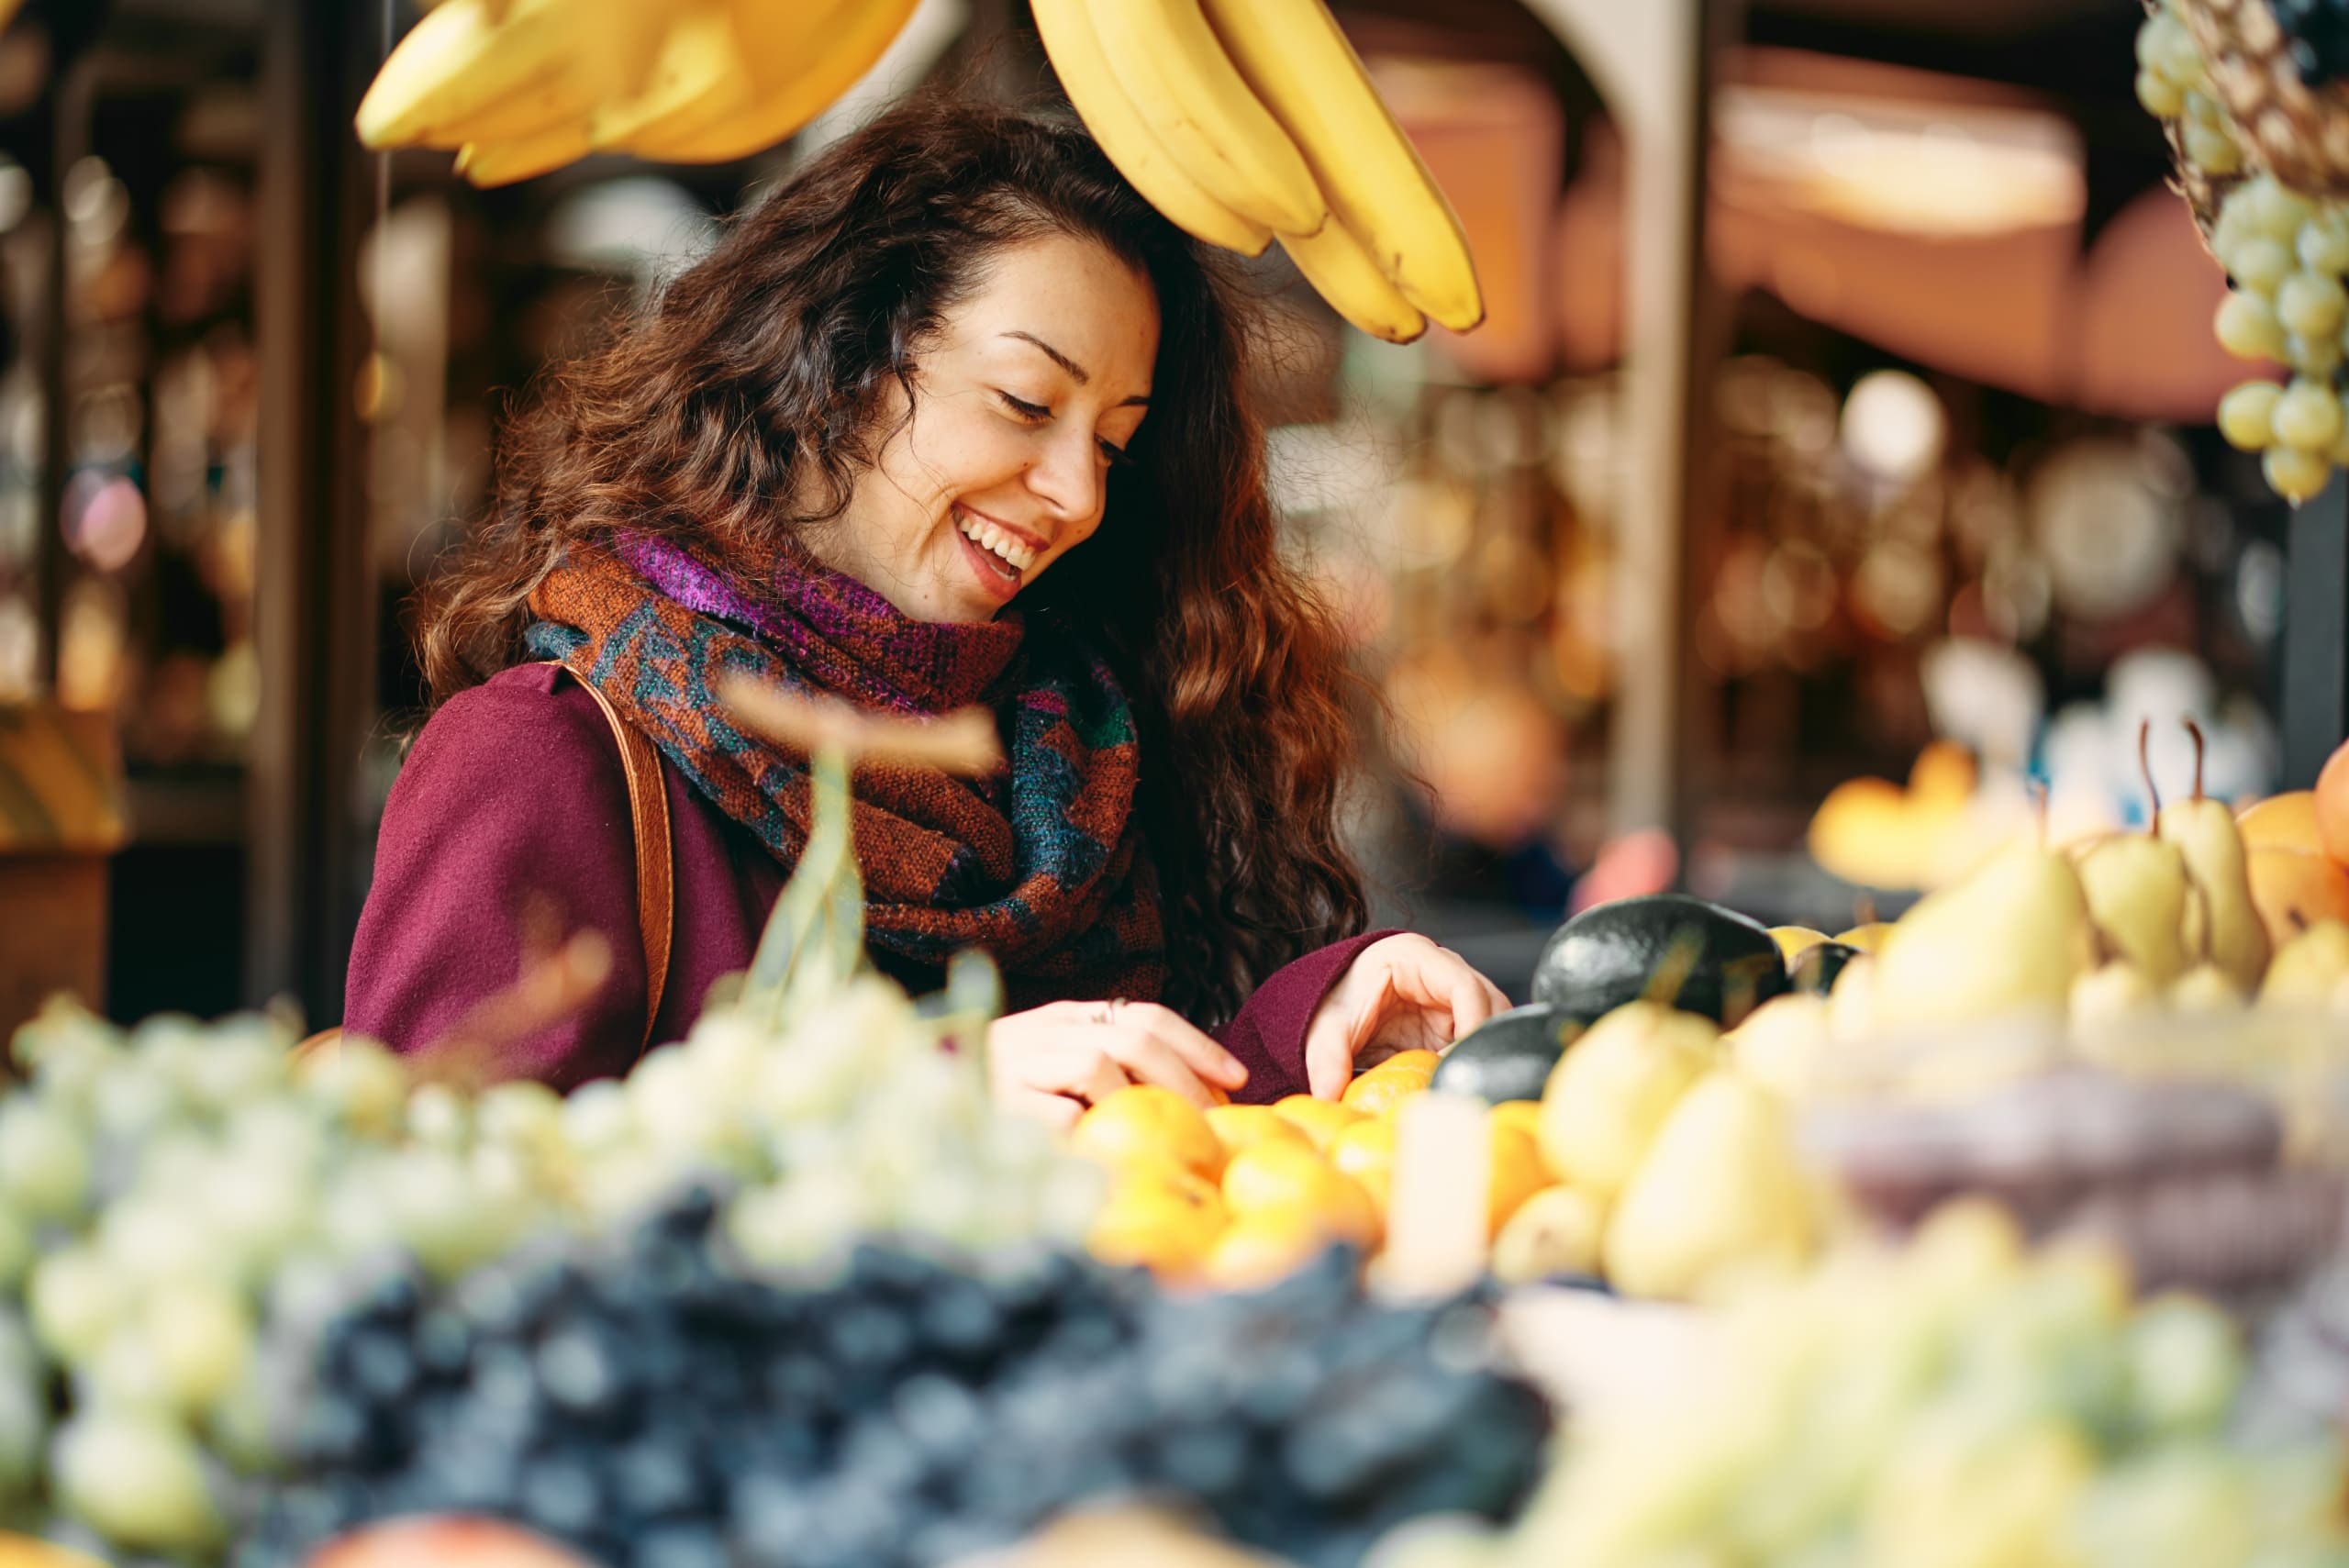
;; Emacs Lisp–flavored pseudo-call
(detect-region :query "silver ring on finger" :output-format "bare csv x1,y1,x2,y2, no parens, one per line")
1092,997,1124,1027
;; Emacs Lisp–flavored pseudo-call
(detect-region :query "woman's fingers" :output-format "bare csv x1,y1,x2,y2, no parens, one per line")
1119,1003,1248,1089
1100,1018,1227,1107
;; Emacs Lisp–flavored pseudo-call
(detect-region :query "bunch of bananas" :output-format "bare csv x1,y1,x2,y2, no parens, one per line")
1033,0,1482,342
354,0,919,186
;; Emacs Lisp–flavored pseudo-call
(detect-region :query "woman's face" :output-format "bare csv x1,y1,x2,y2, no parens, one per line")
818,232,1160,623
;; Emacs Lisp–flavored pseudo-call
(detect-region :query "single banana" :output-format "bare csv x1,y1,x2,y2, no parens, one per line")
417,66,591,150
1199,0,1482,330
1031,0,1270,256
592,3,753,153
635,0,918,163
460,118,595,188
1087,0,1325,237
356,0,575,150
1279,220,1426,343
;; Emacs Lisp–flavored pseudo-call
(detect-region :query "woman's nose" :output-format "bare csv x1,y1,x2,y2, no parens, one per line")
1025,424,1101,526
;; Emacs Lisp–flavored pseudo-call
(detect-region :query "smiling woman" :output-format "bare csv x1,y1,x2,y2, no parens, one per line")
343,94,1508,1116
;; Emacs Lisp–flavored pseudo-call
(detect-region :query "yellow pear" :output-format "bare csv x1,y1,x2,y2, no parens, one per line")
1835,922,1893,953
1724,994,1832,1100
2170,962,2244,1013
1488,1184,1608,1284
2075,831,2197,985
1827,953,1877,1042
2158,755,2270,994
2071,961,2157,1026
1603,1069,1813,1301
1870,842,2096,1031
1536,1002,1715,1202
2261,919,2349,1006
1769,926,1830,962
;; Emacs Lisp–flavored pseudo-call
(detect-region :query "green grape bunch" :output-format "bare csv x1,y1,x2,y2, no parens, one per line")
2137,1,2245,176
2138,0,2349,502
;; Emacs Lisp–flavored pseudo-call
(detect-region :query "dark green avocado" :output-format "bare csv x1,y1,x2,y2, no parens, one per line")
1431,1003,1584,1104
1789,940,1861,996
1530,894,1789,1029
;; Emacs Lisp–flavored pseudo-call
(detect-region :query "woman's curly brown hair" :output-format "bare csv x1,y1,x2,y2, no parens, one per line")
413,92,1369,1027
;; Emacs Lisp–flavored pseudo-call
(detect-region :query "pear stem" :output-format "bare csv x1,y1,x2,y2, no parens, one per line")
2138,718,2161,831
2185,717,2207,803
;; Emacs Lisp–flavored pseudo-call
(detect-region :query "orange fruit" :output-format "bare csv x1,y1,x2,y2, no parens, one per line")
1341,1051,1440,1116
1199,1205,1337,1291
1490,1100,1544,1145
1328,1117,1398,1186
2321,741,2349,865
1205,1104,1309,1160
2239,791,2323,853
2246,845,2349,950
1487,1121,1548,1236
1271,1094,1366,1151
1071,1085,1224,1180
1220,1140,1380,1245
1087,1162,1228,1277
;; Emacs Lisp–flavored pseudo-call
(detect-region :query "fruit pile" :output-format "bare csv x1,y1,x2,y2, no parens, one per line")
1075,894,1833,1305
1070,1062,1551,1292
0,960,1096,1559
248,1190,1547,1568
1393,1203,2349,1568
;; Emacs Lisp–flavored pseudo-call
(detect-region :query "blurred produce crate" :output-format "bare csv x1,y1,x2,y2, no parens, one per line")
0,706,125,1039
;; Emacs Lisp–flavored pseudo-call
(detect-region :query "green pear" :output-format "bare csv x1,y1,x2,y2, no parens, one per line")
1827,953,1876,1042
1537,1001,1715,1202
1603,1069,1813,1300
2158,795,2270,994
1871,842,2096,1031
1489,1184,1608,1284
1724,994,1832,1100
2075,832,2197,985
2261,919,2349,1006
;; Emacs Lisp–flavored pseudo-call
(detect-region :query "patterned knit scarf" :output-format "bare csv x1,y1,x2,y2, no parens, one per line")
526,533,1165,1008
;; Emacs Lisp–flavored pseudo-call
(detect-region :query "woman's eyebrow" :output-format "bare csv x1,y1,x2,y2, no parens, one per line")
1002,330,1151,406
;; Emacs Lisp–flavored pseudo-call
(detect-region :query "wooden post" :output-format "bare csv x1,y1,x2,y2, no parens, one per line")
248,0,377,1023
1516,0,1736,852
2282,472,2349,788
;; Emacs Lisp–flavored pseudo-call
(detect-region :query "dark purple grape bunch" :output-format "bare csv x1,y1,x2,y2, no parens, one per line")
240,1187,1552,1568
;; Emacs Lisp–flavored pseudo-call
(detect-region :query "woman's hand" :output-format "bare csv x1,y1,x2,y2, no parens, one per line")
985,999,1250,1129
1303,934,1512,1099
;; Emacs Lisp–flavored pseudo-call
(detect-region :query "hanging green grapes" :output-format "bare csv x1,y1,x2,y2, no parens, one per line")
2139,0,2349,501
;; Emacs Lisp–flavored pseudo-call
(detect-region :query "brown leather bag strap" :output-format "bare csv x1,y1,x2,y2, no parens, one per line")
561,669,674,1049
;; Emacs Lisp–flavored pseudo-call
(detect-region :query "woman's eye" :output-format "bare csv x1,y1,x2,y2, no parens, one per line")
1097,439,1133,467
996,392,1051,421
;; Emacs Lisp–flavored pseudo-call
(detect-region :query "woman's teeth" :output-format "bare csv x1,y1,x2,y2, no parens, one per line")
957,512,1037,573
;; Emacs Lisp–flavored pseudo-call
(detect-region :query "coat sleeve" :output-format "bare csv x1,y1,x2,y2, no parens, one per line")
1215,929,1401,1104
341,670,651,1089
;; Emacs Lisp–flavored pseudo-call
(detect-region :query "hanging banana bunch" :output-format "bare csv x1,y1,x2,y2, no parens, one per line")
353,0,1483,341
354,0,920,186
1032,0,1483,342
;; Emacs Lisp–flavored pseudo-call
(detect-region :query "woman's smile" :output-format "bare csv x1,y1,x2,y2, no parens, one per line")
954,504,1041,604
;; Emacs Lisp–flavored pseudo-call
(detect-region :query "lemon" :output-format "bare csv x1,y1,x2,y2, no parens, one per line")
1071,1085,1224,1180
